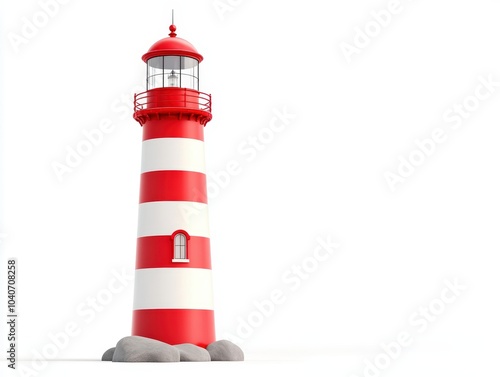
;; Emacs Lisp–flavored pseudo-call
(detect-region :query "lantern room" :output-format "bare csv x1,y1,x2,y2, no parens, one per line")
133,24,212,125
146,56,199,90
142,24,204,91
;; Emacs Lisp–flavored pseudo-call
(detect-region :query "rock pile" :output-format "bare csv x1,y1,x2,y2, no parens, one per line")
102,336,243,362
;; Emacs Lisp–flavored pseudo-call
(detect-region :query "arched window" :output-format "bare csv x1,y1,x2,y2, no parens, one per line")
174,233,186,259
172,230,190,262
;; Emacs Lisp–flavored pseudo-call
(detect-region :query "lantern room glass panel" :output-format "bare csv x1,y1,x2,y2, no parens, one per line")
147,56,164,89
180,56,199,91
147,56,199,90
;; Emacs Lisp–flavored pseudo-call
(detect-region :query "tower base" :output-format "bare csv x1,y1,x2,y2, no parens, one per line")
132,309,215,347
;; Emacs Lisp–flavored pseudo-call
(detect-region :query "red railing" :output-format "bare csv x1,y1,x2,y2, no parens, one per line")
134,88,212,113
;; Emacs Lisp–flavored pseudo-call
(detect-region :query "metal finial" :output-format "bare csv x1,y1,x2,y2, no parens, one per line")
169,9,177,37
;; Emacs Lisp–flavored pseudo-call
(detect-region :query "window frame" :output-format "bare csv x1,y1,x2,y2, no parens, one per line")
171,230,190,263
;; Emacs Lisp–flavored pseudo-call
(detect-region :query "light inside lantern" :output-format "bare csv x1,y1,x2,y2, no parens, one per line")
167,70,178,87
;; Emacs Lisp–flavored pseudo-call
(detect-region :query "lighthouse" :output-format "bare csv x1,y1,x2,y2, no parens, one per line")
131,22,215,348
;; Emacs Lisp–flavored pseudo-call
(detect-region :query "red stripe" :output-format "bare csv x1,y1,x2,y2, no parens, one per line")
142,118,204,141
132,309,215,347
136,236,212,269
139,170,207,204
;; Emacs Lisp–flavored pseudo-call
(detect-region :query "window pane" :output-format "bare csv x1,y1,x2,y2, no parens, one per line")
149,74,163,89
174,233,187,259
147,57,164,89
163,56,180,70
175,234,185,246
179,57,199,90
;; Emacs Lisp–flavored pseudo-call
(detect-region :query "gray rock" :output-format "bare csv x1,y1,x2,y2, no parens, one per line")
207,340,244,361
101,347,115,361
175,343,211,362
112,336,180,362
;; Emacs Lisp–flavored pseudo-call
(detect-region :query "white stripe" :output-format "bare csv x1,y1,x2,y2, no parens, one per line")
141,138,206,174
137,201,210,238
133,268,214,310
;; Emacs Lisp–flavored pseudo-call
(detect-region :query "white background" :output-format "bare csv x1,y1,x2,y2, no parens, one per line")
1,0,500,375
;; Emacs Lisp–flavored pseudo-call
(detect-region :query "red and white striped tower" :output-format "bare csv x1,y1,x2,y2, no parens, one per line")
131,22,215,348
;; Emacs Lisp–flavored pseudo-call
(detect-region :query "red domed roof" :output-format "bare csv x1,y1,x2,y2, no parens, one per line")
142,24,203,63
